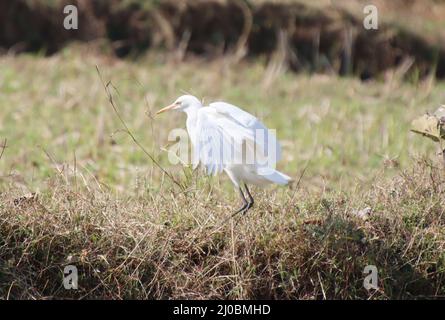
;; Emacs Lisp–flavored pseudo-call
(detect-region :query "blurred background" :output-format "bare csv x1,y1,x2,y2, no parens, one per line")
2,0,445,77
1,0,445,193
2,0,445,300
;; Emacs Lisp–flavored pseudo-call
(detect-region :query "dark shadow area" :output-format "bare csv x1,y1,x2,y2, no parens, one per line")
0,0,444,79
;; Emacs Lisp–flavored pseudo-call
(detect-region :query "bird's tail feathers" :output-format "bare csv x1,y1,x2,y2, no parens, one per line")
258,168,292,185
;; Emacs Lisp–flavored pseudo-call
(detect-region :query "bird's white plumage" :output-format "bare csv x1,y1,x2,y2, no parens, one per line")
193,105,257,175
158,95,291,190
209,101,282,163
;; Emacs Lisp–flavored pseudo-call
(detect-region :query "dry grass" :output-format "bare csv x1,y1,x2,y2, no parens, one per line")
1,46,445,299
1,159,445,299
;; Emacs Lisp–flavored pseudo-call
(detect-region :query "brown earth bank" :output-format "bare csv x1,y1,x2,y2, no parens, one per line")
1,0,445,80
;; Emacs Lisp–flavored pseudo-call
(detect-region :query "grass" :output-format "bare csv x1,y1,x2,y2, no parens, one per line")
1,46,444,192
1,45,445,299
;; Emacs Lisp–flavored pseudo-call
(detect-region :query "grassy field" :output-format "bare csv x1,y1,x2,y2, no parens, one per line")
1,45,445,299
1,46,444,191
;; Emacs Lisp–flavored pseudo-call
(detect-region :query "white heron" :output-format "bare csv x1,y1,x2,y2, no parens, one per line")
156,95,291,215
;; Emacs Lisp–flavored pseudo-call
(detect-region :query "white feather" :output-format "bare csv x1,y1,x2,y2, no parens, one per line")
159,95,291,190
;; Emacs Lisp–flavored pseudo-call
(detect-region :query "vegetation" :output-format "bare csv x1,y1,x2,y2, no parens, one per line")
2,0,445,78
1,45,445,299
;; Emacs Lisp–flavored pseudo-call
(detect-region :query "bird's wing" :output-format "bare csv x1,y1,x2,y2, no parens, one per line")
193,103,281,175
209,101,258,127
209,101,282,163
194,107,252,175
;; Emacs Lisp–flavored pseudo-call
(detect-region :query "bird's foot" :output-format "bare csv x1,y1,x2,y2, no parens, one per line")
231,203,248,218
242,201,254,215
231,194,254,219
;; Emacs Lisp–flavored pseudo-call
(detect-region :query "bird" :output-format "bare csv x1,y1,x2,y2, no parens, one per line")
156,95,291,215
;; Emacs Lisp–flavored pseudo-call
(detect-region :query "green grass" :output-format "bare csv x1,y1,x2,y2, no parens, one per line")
1,46,445,299
0,46,443,193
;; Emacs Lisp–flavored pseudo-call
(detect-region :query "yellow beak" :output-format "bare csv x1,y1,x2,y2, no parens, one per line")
156,103,176,115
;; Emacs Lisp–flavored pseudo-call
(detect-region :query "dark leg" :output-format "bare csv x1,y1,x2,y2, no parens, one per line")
231,187,248,218
243,183,254,214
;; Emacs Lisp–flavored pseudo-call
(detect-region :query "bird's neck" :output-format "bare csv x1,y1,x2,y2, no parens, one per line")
184,105,201,145
183,103,202,123
183,103,201,117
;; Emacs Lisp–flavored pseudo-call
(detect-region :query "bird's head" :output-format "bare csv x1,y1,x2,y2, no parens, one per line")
156,95,202,115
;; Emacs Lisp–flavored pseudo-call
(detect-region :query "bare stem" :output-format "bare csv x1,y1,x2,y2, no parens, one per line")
96,66,184,190
0,138,6,161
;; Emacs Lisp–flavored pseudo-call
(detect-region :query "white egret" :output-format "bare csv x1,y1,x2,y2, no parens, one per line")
157,95,291,215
